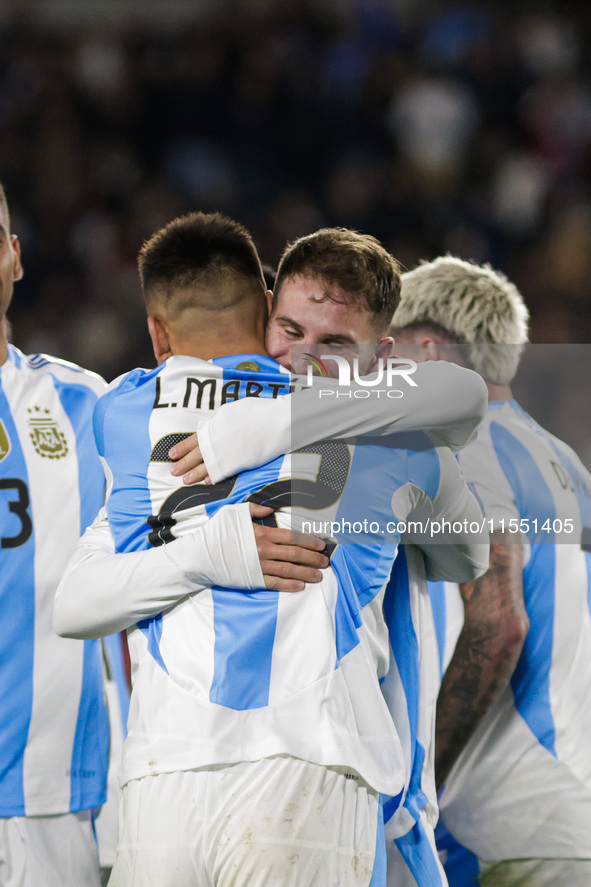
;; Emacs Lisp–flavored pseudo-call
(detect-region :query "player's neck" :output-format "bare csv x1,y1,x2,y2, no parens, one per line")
486,382,513,402
173,333,269,361
166,309,269,361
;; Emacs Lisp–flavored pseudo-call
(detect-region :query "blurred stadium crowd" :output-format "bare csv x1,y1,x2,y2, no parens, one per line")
2,0,591,382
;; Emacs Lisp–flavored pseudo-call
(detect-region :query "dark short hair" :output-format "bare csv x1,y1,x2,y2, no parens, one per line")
274,228,401,333
138,211,265,309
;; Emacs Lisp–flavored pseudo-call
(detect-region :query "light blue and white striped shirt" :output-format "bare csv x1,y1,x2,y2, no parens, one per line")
436,400,591,863
0,345,109,816
95,353,483,797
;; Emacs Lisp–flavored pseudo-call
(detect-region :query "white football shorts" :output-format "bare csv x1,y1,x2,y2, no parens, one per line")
0,809,100,887
108,755,384,887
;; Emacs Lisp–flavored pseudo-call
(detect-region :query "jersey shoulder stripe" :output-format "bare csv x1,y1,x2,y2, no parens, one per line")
9,346,107,397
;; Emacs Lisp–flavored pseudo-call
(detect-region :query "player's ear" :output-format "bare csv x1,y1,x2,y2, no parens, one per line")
266,289,274,317
419,336,440,361
377,337,394,359
10,235,23,281
147,315,173,365
364,338,393,374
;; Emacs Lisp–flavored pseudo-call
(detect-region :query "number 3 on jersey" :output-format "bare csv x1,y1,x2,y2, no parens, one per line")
0,478,33,548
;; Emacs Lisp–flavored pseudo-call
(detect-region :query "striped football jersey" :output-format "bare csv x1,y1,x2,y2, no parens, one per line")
437,400,591,862
0,344,109,816
94,352,483,798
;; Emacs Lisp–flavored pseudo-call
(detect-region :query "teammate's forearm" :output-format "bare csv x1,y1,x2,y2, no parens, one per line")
199,361,487,483
53,503,265,639
53,542,205,638
435,541,527,790
289,360,487,450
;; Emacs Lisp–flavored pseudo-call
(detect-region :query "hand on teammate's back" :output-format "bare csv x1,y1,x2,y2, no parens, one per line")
170,433,208,484
168,439,329,592
251,503,329,593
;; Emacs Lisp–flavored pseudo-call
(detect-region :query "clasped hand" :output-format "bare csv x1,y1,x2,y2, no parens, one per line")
169,435,330,593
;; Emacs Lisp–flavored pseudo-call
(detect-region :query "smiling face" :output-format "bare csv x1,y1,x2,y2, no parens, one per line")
265,274,385,375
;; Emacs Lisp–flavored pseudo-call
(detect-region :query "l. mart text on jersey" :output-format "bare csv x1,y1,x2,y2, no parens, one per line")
153,375,297,412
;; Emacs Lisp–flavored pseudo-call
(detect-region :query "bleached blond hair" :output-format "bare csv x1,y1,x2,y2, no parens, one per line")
393,255,530,384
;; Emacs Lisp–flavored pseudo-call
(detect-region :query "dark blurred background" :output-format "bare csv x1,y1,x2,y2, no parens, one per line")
3,0,591,398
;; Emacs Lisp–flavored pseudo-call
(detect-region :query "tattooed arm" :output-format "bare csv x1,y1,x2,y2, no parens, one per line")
434,534,529,791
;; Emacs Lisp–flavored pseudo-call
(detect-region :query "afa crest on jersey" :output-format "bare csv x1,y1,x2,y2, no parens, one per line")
27,406,68,459
0,419,10,462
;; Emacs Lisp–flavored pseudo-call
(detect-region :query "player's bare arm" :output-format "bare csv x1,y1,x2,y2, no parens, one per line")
434,534,528,791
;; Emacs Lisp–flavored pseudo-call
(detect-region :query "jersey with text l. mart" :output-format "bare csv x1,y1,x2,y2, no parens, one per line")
433,400,591,864
0,345,109,816
95,353,481,796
